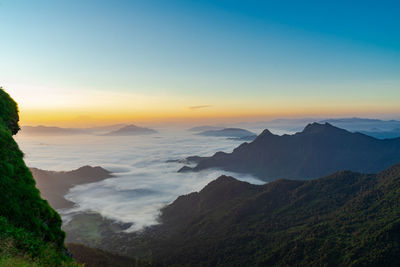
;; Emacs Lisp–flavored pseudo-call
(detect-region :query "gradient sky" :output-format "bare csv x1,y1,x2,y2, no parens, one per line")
1,0,399,126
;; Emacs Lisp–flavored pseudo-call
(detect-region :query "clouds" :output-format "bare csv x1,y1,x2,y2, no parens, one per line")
16,130,263,232
187,105,212,110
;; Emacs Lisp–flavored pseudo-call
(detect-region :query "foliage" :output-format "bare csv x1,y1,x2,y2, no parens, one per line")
112,166,400,266
0,88,71,265
67,243,150,267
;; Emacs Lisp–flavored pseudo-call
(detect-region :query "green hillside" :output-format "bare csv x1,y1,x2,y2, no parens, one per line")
94,164,400,266
145,166,400,266
0,88,76,266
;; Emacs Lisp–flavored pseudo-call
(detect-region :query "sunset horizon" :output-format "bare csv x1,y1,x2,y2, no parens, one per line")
1,1,400,266
2,1,399,127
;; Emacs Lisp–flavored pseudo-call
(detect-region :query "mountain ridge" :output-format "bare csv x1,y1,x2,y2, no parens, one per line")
180,122,400,181
77,162,400,266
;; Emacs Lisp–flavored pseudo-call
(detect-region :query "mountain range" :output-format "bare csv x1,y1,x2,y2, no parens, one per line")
150,163,400,266
69,163,400,266
103,124,157,136
196,127,256,138
180,122,400,181
359,128,400,139
20,124,157,136
21,124,126,136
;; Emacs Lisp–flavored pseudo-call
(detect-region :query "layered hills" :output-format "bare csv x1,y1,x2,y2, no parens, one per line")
89,163,400,266
180,122,400,181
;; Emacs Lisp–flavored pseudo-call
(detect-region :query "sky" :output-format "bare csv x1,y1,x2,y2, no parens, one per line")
1,0,399,126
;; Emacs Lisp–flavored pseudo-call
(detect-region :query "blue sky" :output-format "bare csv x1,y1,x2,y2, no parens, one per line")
1,0,399,125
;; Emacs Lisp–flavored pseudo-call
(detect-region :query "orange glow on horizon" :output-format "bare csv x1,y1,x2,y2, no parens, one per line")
18,104,400,127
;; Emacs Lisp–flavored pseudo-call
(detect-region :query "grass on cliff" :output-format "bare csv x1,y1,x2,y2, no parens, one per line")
0,88,76,265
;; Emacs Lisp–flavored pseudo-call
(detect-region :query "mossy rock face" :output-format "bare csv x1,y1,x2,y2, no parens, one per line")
0,89,20,135
0,88,67,262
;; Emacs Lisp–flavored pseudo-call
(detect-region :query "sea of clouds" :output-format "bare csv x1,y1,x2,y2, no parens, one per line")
16,129,268,232
17,118,397,232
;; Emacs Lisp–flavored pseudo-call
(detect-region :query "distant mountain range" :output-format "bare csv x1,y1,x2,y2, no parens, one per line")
31,166,113,209
180,122,400,181
69,163,400,266
103,124,157,136
188,125,224,132
21,125,88,135
358,128,400,139
196,127,256,138
21,124,126,136
188,118,400,139
20,124,157,136
321,117,400,131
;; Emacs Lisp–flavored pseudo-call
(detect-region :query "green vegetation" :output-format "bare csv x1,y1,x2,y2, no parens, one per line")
100,165,400,266
67,243,148,267
0,88,76,266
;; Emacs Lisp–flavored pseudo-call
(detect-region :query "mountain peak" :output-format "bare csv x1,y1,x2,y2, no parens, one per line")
260,129,274,136
302,122,338,134
254,129,275,141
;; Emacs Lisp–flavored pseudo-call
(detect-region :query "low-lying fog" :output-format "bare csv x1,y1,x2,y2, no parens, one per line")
16,128,272,232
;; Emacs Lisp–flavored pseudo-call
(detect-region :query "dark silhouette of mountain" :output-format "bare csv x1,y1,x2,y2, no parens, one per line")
74,163,400,266
321,117,400,128
227,135,257,141
359,128,400,139
234,117,400,135
180,123,400,181
104,124,157,136
67,243,141,267
31,166,113,209
197,127,256,138
188,125,224,132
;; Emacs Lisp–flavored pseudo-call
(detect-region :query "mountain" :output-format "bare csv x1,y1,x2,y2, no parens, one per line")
72,163,400,266
104,124,157,136
359,128,400,139
188,125,224,132
20,124,128,136
180,122,400,181
86,124,127,133
321,117,400,132
227,135,257,141
150,164,400,266
21,125,88,135
31,166,113,209
232,117,400,135
196,128,256,138
0,88,75,265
